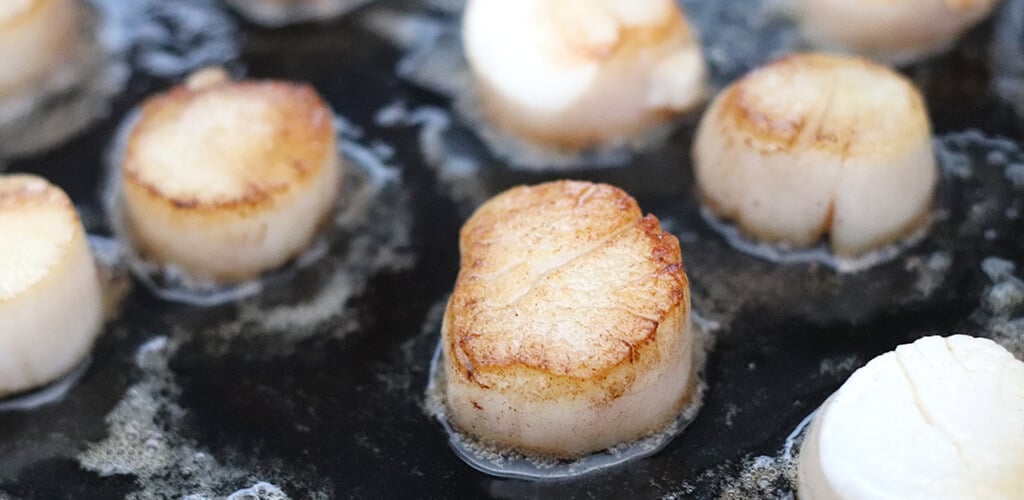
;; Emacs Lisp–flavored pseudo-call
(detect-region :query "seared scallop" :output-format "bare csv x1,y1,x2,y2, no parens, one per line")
0,174,102,397
693,53,937,257
797,0,999,63
799,335,1024,500
0,0,77,97
120,68,342,284
463,0,707,149
442,180,695,458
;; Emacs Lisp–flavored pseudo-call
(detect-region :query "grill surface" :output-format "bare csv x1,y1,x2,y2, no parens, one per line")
0,0,1022,498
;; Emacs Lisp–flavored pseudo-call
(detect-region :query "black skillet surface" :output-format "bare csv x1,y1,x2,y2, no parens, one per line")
1,0,1023,498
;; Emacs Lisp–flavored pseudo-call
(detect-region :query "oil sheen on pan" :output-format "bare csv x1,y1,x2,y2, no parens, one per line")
0,0,1022,498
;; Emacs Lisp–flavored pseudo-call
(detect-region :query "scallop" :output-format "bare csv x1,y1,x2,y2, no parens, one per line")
120,68,342,284
442,180,696,458
0,174,102,397
799,335,1024,500
0,0,78,97
462,0,707,149
693,53,937,257
797,0,999,63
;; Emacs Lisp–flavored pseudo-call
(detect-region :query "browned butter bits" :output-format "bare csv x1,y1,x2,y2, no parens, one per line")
120,68,342,284
442,180,697,458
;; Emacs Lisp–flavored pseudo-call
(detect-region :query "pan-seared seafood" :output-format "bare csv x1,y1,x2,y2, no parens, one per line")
0,174,102,397
463,0,706,149
442,180,696,458
120,68,342,284
0,0,78,97
799,335,1024,500
693,53,936,258
797,0,999,63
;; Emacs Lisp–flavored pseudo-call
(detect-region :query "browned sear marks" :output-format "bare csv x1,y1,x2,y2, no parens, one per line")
445,180,688,382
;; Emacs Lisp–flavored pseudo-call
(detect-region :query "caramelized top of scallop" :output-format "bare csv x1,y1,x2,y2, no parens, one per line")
446,181,688,379
713,53,930,158
0,0,37,26
0,174,82,302
123,70,335,211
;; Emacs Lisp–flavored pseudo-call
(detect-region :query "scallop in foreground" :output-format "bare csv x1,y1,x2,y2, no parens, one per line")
0,174,103,397
120,68,342,284
798,335,1024,500
0,0,78,97
463,0,707,149
797,0,999,64
693,53,937,258
442,180,696,458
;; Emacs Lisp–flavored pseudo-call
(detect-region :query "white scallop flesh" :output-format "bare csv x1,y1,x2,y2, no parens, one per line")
0,174,102,397
693,53,936,256
799,335,1024,500
0,0,77,96
462,0,706,145
797,0,999,63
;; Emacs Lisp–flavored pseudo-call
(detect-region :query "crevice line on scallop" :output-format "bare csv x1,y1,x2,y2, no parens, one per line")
892,347,971,466
504,220,637,306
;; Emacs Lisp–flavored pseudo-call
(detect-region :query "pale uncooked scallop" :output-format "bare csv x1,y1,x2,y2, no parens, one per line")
0,0,78,97
0,174,103,397
798,0,999,63
798,335,1024,500
462,0,707,148
121,68,342,284
442,180,695,458
693,53,937,257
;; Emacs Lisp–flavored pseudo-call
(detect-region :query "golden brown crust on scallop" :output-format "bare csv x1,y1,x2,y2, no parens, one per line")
122,80,335,212
714,53,929,157
944,0,996,8
468,0,702,149
0,175,82,303
545,0,690,65
692,52,938,257
119,75,341,283
0,174,72,211
445,181,688,383
0,0,45,28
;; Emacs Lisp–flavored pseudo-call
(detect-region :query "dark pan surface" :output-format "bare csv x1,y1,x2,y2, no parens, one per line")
1,0,1023,498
